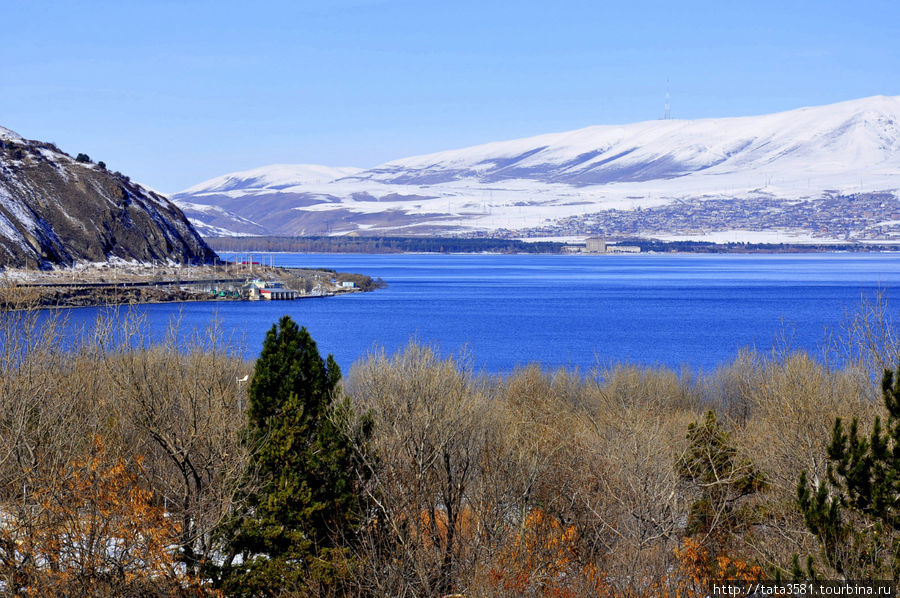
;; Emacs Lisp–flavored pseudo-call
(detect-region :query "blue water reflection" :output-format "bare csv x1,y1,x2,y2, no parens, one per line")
47,253,900,374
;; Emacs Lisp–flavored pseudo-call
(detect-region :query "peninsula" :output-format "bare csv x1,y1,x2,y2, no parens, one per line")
0,262,380,309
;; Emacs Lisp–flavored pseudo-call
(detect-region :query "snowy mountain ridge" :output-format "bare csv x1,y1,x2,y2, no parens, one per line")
361,95,900,185
181,164,363,196
175,95,900,241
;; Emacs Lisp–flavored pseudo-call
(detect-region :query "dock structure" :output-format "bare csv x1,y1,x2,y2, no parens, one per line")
258,287,299,300
245,279,300,300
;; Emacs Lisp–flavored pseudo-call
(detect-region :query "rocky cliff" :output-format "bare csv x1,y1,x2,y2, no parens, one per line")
0,126,216,269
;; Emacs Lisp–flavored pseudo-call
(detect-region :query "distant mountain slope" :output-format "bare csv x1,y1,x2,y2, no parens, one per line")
180,163,363,195
361,95,900,186
0,126,216,268
174,96,900,241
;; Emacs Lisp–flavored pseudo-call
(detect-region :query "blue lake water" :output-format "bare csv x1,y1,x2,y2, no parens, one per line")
54,253,900,374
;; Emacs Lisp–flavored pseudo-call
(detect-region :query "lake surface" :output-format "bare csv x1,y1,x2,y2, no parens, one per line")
57,253,900,374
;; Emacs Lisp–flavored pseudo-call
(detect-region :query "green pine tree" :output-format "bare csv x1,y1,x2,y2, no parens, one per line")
677,410,767,558
796,364,900,579
217,316,363,596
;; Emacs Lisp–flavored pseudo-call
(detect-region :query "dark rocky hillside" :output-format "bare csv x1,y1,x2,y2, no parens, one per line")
0,126,216,269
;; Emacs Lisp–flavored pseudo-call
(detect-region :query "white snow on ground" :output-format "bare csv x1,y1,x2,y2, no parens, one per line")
175,201,233,215
0,126,23,142
189,221,257,237
181,164,363,195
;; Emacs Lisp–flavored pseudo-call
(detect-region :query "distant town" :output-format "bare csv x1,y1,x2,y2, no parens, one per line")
518,192,900,242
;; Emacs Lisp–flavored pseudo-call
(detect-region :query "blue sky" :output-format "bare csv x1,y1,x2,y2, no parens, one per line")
3,0,898,192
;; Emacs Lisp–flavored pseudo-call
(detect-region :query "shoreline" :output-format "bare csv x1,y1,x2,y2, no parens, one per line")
32,291,340,311
0,263,378,309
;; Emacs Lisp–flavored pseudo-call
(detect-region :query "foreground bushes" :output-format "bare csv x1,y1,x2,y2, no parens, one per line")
0,308,249,596
340,330,888,595
0,303,893,595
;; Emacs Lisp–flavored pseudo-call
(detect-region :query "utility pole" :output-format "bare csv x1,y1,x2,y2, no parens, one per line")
664,78,671,120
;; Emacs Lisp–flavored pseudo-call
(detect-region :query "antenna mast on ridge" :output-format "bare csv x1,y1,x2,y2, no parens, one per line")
664,78,671,120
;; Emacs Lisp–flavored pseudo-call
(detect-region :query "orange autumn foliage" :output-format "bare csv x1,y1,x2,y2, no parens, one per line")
486,509,764,598
488,509,592,598
672,537,765,589
594,538,765,598
414,505,479,553
0,435,216,597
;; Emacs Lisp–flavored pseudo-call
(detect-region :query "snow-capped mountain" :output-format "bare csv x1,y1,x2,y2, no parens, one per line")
0,126,216,268
175,95,900,241
180,164,363,195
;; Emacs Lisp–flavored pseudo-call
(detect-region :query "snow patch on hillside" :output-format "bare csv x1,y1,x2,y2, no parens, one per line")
182,164,363,195
0,126,23,142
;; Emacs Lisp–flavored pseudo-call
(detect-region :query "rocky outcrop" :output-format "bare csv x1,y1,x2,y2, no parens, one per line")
0,126,216,269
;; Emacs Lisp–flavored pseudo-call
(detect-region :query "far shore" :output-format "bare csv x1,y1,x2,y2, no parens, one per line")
203,234,900,255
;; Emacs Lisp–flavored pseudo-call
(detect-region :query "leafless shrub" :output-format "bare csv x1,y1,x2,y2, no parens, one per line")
345,343,489,596
0,304,248,591
97,312,252,572
826,289,900,381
